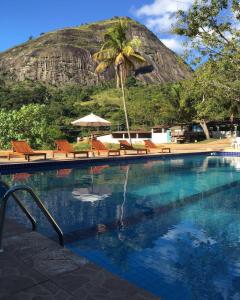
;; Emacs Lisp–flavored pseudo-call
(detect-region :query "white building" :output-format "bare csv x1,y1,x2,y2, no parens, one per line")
96,126,171,144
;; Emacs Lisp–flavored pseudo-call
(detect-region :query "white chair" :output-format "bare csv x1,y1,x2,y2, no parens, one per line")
232,137,240,149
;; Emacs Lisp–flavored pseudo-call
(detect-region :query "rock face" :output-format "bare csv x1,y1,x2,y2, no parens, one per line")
0,18,192,86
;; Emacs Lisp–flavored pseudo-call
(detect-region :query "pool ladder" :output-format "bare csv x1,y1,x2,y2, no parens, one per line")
0,182,64,252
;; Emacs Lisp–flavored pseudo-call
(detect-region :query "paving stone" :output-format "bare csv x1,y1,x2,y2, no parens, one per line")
0,253,46,299
2,219,30,238
104,277,138,295
22,247,85,278
2,231,59,259
3,231,89,265
51,268,92,292
51,265,159,300
1,219,161,300
2,280,77,300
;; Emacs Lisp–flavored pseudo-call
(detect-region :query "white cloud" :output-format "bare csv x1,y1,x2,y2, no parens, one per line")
161,37,184,53
134,0,194,34
136,0,193,17
146,15,174,33
133,0,194,53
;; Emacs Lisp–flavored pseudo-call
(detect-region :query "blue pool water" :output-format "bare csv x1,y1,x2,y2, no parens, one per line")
3,154,240,299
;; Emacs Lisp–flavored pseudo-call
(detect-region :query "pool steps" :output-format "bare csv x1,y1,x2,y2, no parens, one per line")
0,182,64,252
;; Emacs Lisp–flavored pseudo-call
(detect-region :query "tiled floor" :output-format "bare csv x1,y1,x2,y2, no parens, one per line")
0,219,160,300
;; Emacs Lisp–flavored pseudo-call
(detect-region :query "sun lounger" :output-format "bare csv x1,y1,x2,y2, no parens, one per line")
119,140,148,155
144,140,171,153
11,140,47,161
91,140,120,156
0,151,13,160
53,140,89,158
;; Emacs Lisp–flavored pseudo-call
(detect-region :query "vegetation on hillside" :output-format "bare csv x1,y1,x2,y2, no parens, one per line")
0,78,190,147
0,1,239,147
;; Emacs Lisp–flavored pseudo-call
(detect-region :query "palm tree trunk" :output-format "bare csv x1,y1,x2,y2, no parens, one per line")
115,66,120,89
199,120,210,139
119,66,132,145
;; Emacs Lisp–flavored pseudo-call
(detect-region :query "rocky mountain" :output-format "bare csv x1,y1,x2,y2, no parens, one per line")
0,17,192,86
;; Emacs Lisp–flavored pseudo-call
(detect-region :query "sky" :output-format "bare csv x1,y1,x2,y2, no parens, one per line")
0,0,195,54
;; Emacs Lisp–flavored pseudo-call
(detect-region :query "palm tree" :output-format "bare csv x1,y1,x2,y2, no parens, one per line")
92,20,145,145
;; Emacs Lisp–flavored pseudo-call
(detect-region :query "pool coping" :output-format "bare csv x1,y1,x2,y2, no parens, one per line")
0,151,214,173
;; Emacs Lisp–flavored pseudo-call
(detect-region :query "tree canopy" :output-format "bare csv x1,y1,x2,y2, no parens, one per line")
0,104,61,149
92,20,145,88
174,0,240,64
173,0,240,137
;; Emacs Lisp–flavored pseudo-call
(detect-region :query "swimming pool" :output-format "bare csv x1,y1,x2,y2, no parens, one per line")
3,154,240,299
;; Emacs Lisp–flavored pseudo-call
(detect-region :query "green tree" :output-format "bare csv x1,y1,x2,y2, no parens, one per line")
0,104,61,149
174,0,240,64
181,65,235,139
92,20,145,144
174,0,240,138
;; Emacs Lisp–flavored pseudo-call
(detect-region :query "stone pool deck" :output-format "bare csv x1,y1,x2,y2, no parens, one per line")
0,219,160,300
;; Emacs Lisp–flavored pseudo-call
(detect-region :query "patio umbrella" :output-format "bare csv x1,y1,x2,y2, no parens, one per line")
71,113,111,127
71,113,111,151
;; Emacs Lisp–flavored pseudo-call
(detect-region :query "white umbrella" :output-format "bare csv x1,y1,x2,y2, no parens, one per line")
71,113,111,152
71,113,111,127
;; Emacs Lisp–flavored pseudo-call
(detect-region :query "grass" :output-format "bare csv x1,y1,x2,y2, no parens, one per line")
92,88,122,102
75,18,137,31
73,141,146,151
73,142,91,151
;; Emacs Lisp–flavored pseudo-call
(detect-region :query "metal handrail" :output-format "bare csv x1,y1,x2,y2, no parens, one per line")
1,181,36,231
0,184,64,252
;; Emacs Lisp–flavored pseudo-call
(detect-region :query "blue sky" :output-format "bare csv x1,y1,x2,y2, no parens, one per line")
0,0,194,53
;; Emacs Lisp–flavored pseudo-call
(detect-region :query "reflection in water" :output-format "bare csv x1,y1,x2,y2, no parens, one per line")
3,155,240,300
70,185,240,300
118,165,129,229
72,189,110,203
12,172,32,182
56,169,72,178
72,165,111,203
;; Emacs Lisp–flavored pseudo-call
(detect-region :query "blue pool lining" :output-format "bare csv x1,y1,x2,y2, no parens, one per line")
63,179,240,245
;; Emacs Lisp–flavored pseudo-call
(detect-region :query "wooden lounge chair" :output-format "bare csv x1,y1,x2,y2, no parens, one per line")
144,140,171,153
91,140,120,157
53,140,89,158
0,151,13,160
11,140,47,161
119,140,148,155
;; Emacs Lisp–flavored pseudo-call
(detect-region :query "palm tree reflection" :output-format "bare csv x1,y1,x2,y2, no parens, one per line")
117,165,130,240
